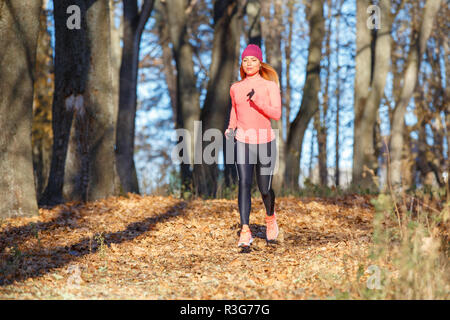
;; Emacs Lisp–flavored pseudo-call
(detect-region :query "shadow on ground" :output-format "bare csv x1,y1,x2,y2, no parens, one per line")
0,200,187,286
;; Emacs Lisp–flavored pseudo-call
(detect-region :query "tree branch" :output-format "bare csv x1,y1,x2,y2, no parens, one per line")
137,0,155,38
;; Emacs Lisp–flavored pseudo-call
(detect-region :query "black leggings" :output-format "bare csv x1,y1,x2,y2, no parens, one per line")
234,139,277,226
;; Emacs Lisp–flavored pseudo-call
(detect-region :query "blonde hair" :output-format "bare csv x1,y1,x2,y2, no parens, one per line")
239,61,280,88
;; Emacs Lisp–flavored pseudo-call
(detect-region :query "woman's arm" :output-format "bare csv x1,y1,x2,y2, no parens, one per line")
249,81,281,120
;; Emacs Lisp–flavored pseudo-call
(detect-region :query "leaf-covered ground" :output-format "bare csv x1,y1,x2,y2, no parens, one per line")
0,194,377,299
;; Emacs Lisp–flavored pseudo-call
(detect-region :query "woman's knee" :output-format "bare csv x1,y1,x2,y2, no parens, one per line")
259,186,273,197
239,177,253,190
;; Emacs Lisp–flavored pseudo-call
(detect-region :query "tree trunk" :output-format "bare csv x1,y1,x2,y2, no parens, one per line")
443,26,450,189
334,0,344,187
0,0,42,217
314,110,327,186
154,0,178,126
261,0,286,193
352,0,372,191
245,0,261,45
284,0,294,144
389,0,441,192
352,0,392,192
417,108,438,187
40,0,88,205
315,0,332,187
110,0,124,195
110,0,122,116
308,128,316,181
285,0,325,190
32,0,54,201
194,0,243,197
116,0,154,195
164,0,201,193
426,43,446,187
83,0,119,200
224,1,246,188
63,0,120,201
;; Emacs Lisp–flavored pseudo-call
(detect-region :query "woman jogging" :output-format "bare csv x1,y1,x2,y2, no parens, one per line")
224,44,282,248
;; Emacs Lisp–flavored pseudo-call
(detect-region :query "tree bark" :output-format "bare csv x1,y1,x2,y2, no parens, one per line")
32,0,54,201
352,0,392,192
41,0,118,204
285,0,325,190
426,43,446,187
352,0,372,190
314,110,327,186
164,0,201,193
154,0,178,126
40,0,88,205
61,0,120,201
110,0,124,195
443,22,450,189
116,0,154,195
315,0,333,187
0,0,42,217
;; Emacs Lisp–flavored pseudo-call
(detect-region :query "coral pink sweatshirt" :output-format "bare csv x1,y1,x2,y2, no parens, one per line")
227,73,282,144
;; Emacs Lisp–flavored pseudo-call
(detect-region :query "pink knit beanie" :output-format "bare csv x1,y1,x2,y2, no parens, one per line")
241,44,263,62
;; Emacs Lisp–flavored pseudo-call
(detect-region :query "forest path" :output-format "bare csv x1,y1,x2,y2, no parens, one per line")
0,194,376,299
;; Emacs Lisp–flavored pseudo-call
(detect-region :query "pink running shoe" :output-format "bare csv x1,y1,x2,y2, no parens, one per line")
238,229,254,247
265,212,279,241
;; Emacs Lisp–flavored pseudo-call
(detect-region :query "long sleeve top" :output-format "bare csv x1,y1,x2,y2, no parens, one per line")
227,72,281,144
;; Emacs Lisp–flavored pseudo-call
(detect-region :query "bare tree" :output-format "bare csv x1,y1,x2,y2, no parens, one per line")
0,0,42,217
389,0,441,192
163,0,202,191
352,0,393,192
154,0,178,126
116,0,155,195
285,0,325,190
334,0,344,187
413,26,447,188
314,0,333,187
284,0,295,142
194,0,244,197
246,0,262,45
42,0,120,204
40,0,88,205
32,0,54,200
110,0,124,194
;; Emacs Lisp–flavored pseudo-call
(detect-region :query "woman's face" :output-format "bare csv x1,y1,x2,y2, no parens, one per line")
242,56,260,75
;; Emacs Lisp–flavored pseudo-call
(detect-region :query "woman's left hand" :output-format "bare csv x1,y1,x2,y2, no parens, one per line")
246,88,255,101
247,89,262,110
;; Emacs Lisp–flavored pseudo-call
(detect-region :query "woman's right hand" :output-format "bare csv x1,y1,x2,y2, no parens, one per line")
224,128,234,140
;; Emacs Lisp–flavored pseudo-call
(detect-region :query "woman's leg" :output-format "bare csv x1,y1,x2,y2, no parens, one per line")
256,139,276,215
235,140,254,226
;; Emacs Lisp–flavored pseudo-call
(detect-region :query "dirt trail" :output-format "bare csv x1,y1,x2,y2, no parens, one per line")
0,194,375,299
